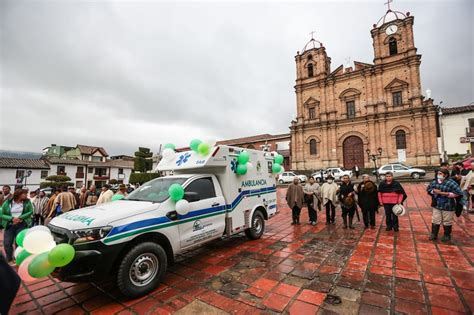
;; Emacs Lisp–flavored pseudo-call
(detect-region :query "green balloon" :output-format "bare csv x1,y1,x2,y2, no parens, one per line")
16,249,32,266
168,183,184,201
197,142,210,156
164,143,176,150
112,194,124,201
48,244,75,267
236,164,248,175
274,154,284,165
272,163,282,174
16,229,29,247
190,139,202,152
237,151,250,165
28,252,55,278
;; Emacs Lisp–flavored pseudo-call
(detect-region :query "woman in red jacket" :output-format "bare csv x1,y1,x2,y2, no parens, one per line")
378,172,407,232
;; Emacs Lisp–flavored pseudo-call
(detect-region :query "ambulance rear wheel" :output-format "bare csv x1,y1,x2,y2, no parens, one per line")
245,210,265,240
117,242,167,298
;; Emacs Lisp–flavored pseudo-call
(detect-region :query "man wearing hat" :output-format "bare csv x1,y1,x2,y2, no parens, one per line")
427,168,463,241
378,172,407,232
321,174,338,225
97,184,114,205
339,174,356,229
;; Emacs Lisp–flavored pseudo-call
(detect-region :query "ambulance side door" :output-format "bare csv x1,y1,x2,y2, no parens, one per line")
178,176,226,249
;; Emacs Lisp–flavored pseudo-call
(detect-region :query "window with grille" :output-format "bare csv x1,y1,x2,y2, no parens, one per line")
346,101,356,118
395,130,407,149
309,139,317,155
392,91,402,106
308,107,315,119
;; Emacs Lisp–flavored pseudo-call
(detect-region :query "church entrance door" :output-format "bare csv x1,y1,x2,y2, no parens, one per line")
343,136,364,170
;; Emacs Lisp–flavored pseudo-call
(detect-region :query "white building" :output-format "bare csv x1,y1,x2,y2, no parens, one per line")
439,105,474,157
0,151,50,191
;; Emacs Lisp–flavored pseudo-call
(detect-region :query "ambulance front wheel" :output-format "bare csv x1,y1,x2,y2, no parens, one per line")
245,210,265,240
117,242,167,298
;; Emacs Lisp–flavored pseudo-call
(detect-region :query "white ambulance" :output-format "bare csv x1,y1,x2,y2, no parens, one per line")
48,145,278,297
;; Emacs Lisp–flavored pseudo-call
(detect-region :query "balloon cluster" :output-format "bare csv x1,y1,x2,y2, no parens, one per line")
168,183,190,215
272,152,285,174
235,151,252,176
162,143,177,162
15,226,75,282
190,139,216,157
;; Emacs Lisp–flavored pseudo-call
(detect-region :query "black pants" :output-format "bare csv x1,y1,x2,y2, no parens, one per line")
308,204,317,222
292,205,301,223
3,222,27,261
0,253,20,315
362,206,377,227
325,202,335,223
341,206,355,218
33,214,44,226
384,204,398,229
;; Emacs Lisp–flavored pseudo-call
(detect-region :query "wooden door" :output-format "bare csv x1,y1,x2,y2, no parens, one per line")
343,136,364,170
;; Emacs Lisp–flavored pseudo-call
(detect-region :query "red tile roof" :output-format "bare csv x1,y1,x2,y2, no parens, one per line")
76,145,109,157
216,133,290,146
441,105,474,115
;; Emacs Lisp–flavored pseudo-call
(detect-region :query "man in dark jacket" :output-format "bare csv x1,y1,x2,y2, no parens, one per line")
357,174,379,229
427,168,463,242
339,175,356,229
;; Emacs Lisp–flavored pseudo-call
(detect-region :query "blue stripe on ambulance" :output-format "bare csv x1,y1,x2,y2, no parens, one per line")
104,186,276,243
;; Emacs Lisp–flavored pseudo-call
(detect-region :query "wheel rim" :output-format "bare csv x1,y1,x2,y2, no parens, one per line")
129,253,159,287
253,216,263,234
413,173,419,179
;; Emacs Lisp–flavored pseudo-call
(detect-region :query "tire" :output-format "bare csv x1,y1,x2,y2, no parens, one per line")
411,172,420,179
245,210,265,240
279,179,284,184
117,242,167,298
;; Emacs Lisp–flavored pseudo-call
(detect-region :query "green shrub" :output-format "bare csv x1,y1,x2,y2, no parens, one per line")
40,175,73,189
109,179,118,184
129,173,160,184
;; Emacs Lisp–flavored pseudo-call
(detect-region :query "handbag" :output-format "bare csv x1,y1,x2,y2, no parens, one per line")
455,197,463,217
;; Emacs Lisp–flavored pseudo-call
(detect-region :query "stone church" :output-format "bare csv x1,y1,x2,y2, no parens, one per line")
290,7,440,170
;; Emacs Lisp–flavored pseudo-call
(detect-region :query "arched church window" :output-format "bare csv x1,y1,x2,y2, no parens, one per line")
309,139,317,155
307,54,313,60
307,64,314,77
395,130,406,149
389,37,398,56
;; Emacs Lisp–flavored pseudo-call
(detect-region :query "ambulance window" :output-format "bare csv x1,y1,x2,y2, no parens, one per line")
185,177,216,200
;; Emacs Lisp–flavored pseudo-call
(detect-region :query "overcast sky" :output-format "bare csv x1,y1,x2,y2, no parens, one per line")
1,0,472,156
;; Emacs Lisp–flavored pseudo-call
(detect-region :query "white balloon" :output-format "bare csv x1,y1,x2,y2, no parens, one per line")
26,225,51,235
246,162,254,171
162,148,176,161
23,230,55,254
14,246,24,259
279,167,285,174
176,199,191,216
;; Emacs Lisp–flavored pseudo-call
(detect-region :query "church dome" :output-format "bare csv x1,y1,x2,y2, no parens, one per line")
375,9,408,27
301,37,323,54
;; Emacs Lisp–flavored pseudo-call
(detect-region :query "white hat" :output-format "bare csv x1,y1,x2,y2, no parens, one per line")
392,204,406,216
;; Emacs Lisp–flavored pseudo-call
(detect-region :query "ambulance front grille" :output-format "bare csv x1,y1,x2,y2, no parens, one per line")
48,224,71,244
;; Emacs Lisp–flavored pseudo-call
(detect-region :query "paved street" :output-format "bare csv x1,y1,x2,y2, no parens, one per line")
6,183,474,314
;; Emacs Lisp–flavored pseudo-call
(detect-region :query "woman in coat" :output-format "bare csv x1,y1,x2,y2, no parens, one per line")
357,174,379,229
0,189,33,263
304,177,321,225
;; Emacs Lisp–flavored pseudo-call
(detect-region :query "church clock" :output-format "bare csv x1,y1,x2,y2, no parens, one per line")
385,24,398,35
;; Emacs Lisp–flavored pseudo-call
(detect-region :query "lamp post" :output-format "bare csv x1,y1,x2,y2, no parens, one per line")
366,147,383,183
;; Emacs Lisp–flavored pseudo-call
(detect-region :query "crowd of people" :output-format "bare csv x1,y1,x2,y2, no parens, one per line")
0,183,130,265
286,160,474,241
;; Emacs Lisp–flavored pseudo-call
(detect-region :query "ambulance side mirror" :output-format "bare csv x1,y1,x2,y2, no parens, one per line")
184,192,200,203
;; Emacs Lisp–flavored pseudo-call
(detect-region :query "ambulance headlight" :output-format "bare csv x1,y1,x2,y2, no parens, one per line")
72,226,113,244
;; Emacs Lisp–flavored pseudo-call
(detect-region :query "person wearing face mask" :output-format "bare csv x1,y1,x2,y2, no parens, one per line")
357,174,379,229
427,168,463,241
339,175,356,229
286,177,304,225
321,175,338,225
378,172,407,232
304,177,321,225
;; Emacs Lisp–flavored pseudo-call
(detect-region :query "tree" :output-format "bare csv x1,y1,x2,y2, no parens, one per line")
109,179,118,185
134,147,153,173
40,175,74,189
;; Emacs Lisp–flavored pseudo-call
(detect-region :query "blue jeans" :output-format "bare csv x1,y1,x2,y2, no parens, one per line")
3,222,27,261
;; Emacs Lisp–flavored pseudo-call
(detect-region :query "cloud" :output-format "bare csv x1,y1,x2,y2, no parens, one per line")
1,0,472,155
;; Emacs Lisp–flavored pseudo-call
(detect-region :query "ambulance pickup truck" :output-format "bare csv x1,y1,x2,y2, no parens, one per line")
48,145,278,297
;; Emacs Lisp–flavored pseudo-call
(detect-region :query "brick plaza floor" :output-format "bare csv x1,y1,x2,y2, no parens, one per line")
5,183,474,314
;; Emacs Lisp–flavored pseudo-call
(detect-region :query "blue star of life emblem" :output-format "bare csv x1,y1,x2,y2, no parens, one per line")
176,153,191,166
230,159,237,173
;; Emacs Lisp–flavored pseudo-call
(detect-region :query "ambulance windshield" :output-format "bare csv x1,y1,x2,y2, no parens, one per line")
126,177,187,203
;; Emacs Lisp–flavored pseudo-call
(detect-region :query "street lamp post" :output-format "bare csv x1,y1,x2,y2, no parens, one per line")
366,147,383,183
23,170,32,189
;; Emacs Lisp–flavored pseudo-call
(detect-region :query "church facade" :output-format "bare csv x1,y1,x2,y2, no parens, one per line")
290,9,440,170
